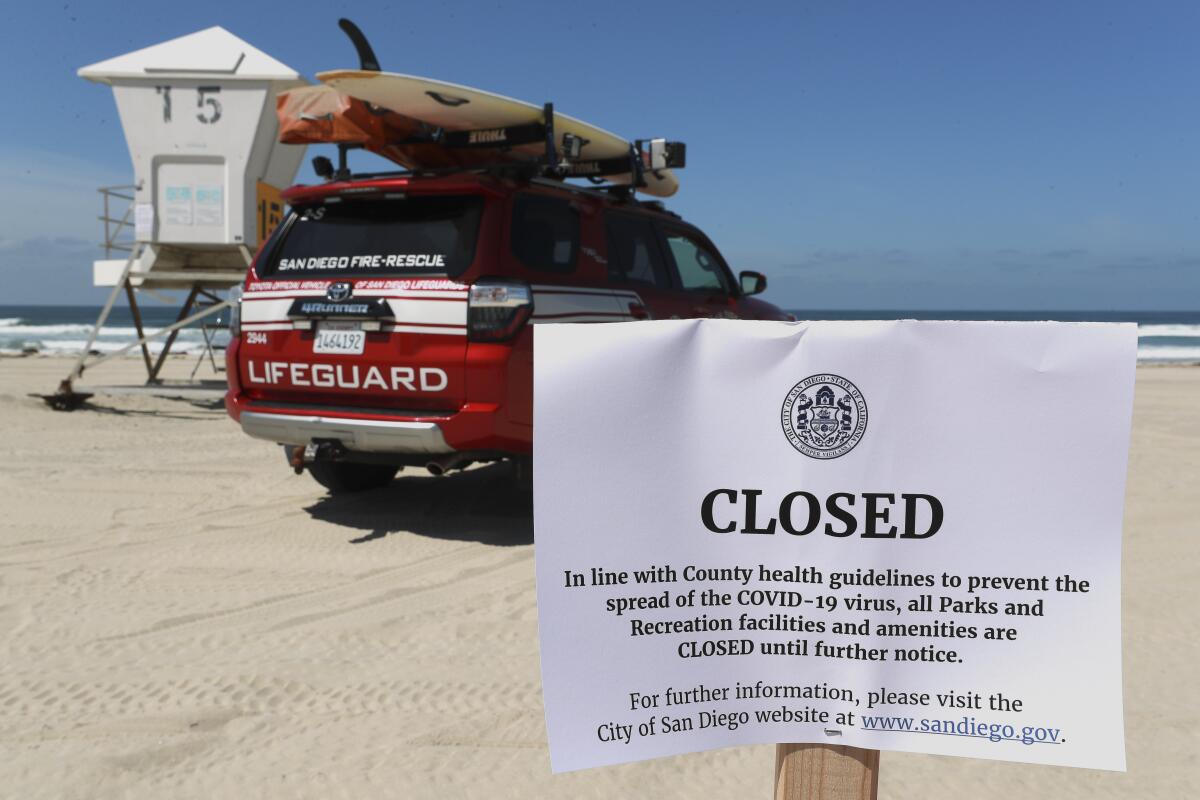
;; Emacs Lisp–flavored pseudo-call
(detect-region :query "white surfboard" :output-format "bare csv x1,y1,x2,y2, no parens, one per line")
317,69,679,198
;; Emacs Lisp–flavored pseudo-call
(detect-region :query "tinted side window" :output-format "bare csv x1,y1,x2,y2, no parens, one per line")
604,214,671,289
664,231,733,293
511,194,579,273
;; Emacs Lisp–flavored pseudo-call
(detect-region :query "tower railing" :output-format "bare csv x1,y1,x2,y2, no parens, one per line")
98,184,138,258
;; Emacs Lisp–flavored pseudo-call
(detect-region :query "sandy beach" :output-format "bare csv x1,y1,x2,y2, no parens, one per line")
0,356,1195,799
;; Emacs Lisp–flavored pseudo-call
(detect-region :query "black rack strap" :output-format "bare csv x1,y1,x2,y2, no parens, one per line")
376,97,685,186
543,103,558,167
630,143,647,187
438,120,548,149
559,156,639,178
560,141,687,180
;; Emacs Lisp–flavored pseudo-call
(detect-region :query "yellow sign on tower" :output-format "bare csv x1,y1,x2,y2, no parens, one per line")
256,181,285,245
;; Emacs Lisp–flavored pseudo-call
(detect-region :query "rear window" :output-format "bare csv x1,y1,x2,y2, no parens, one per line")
259,195,484,279
510,194,579,273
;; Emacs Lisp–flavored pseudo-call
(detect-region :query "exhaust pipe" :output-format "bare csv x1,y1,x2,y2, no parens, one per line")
426,455,472,476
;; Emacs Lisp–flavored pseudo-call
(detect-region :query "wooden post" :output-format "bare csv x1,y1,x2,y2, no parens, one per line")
774,744,879,800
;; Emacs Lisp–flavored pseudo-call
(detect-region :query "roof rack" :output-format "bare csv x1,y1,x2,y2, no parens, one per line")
313,102,686,194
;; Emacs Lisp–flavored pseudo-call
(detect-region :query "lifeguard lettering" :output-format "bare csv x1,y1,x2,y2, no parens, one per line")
245,361,448,392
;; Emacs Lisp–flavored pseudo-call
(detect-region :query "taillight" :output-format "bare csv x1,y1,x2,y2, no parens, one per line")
468,279,534,342
228,284,243,336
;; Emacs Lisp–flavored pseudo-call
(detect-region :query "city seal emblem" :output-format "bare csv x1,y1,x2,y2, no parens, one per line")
781,374,868,459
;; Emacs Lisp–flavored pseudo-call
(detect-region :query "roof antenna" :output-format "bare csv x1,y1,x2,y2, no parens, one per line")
337,18,381,71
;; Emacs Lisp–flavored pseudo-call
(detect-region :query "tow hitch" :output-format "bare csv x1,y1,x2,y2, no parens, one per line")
288,439,347,474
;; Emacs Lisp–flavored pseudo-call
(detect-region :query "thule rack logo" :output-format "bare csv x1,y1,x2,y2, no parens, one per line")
563,161,602,175
468,128,507,144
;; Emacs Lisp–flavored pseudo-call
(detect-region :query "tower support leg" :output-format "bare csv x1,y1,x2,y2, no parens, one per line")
148,285,200,384
124,281,154,375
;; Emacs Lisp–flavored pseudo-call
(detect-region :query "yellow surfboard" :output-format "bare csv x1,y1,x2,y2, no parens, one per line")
317,69,679,198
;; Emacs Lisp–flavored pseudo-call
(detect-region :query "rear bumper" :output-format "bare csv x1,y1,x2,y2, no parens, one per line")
226,327,533,456
239,410,455,454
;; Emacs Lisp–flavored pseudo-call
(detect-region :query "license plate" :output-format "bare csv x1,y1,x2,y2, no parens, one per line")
313,323,365,355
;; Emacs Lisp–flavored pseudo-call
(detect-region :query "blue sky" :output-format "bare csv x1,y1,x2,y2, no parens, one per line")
0,0,1196,309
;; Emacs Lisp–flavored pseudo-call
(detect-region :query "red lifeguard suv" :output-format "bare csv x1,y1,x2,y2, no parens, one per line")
224,22,790,492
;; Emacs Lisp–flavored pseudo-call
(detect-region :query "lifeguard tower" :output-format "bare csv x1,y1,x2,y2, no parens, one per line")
51,26,307,408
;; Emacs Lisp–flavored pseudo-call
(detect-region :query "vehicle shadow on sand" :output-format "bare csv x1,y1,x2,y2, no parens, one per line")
303,462,533,546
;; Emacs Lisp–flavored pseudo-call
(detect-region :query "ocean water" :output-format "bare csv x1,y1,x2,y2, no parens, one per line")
789,309,1200,364
0,305,1197,363
0,305,230,357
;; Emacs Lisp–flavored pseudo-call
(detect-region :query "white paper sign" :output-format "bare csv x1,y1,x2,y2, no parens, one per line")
195,185,224,226
134,203,154,240
534,320,1135,773
164,185,193,226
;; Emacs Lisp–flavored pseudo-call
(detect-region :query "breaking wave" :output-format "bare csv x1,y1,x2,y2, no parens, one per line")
0,318,224,356
1,312,1197,362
